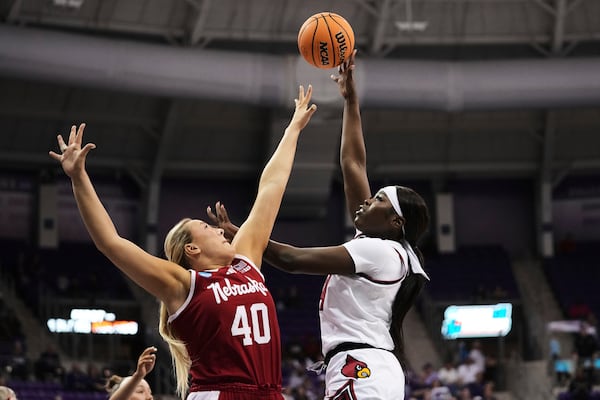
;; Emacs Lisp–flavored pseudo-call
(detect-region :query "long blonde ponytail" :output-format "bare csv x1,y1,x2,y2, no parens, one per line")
160,218,193,399
159,302,191,399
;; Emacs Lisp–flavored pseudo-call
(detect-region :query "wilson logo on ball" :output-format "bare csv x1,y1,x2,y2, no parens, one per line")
298,12,355,69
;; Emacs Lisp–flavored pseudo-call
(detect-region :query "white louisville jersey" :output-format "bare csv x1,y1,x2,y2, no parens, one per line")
319,235,410,355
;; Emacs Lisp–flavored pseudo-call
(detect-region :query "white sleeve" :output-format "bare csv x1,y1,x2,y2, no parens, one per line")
342,237,408,281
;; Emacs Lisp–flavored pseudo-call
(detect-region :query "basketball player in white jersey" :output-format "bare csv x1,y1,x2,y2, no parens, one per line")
208,51,430,399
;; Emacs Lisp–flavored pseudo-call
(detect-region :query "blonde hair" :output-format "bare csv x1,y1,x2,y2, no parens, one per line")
160,218,193,399
0,386,16,400
105,375,124,394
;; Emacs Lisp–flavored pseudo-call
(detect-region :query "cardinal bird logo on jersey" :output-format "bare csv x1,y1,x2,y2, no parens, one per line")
341,355,371,379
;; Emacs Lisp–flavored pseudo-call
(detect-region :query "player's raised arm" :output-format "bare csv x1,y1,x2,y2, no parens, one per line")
49,123,190,313
232,85,317,268
331,50,371,220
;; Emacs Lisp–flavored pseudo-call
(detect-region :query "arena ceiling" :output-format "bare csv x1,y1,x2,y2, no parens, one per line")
0,0,599,216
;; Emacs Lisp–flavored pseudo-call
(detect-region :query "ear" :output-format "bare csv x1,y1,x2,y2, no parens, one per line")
184,243,201,256
392,215,405,230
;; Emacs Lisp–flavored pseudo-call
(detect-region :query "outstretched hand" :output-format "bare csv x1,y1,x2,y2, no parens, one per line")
49,123,96,179
331,49,357,99
288,84,318,131
133,346,157,379
207,201,239,241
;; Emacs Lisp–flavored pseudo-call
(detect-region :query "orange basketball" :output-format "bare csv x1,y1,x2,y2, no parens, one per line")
297,12,355,70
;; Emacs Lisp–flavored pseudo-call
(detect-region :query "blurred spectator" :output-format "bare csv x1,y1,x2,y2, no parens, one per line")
457,357,480,387
64,363,90,391
550,333,562,360
422,363,440,387
477,381,498,400
6,341,30,381
100,367,114,389
457,386,474,400
285,361,306,392
411,363,440,399
438,359,460,390
87,364,106,392
568,367,592,400
584,313,599,337
298,378,319,400
428,380,453,400
549,333,572,385
468,341,486,376
288,385,312,400
34,344,64,382
482,354,498,384
457,341,470,364
573,322,598,386
405,368,420,400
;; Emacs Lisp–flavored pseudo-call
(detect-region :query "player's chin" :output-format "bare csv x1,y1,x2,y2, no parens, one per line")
353,215,364,230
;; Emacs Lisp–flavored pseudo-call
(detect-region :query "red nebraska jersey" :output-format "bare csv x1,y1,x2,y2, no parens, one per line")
169,255,282,393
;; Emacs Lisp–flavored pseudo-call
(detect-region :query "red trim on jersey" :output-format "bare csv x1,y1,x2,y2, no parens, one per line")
331,380,357,400
319,275,332,311
393,248,405,265
355,248,406,284
356,272,402,284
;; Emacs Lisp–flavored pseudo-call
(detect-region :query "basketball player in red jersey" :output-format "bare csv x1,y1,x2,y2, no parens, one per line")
209,51,430,400
49,85,317,400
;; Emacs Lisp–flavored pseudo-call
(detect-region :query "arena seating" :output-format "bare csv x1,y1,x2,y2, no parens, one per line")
423,245,519,303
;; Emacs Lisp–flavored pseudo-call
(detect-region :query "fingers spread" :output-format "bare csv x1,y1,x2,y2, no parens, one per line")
48,151,62,161
76,123,86,145
57,135,67,151
80,143,96,158
206,206,216,223
68,125,76,145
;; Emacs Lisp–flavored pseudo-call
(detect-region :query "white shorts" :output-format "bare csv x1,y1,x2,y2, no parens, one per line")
324,348,405,400
187,391,219,400
187,390,220,400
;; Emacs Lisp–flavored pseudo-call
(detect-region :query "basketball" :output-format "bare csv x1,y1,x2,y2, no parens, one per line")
297,12,355,69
